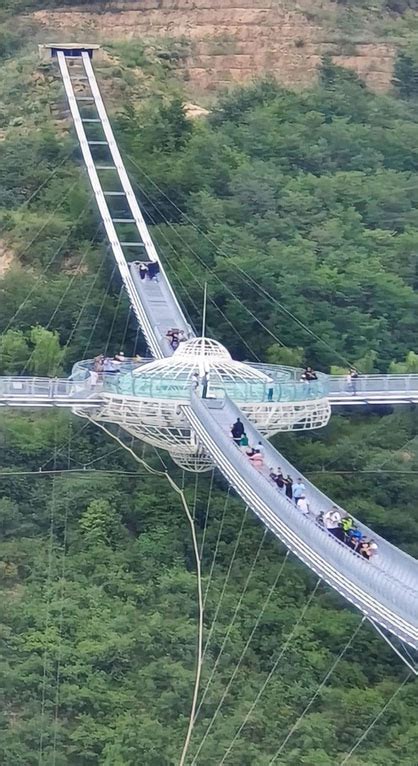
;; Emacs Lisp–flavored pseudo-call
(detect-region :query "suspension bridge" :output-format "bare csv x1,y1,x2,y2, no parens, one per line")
4,44,418,677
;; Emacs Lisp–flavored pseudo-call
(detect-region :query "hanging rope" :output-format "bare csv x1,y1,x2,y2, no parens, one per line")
199,469,215,562
52,419,73,765
269,616,366,764
85,418,203,766
339,671,412,765
192,473,199,522
219,578,322,765
38,436,59,765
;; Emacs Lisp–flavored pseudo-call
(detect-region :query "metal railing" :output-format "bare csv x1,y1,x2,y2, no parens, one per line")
329,374,418,396
0,377,96,401
98,371,328,404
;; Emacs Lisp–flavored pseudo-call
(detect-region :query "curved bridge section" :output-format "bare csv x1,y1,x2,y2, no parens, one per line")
185,394,418,649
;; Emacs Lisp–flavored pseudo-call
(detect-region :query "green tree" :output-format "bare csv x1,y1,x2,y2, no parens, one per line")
389,350,418,372
0,329,29,374
392,51,418,99
27,325,64,376
79,499,122,546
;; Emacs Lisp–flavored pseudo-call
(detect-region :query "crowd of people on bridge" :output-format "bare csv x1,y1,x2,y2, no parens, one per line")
230,417,378,562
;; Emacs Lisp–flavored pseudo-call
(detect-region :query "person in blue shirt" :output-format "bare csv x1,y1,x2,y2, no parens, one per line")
293,478,306,505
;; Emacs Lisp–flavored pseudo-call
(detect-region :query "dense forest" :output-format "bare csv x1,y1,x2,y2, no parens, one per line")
0,14,418,766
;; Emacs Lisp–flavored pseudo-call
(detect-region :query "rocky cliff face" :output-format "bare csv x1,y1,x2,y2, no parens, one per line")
32,0,395,92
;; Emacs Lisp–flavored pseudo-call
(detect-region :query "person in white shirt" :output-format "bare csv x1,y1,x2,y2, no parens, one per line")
89,369,99,388
323,507,342,530
296,495,310,515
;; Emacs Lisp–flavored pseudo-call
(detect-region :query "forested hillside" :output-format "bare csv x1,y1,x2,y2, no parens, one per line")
0,30,418,766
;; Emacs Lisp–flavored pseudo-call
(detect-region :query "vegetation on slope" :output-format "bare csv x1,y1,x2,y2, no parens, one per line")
0,37,418,766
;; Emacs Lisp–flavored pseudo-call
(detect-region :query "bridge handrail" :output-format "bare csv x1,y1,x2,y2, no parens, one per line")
0,376,92,398
328,373,418,394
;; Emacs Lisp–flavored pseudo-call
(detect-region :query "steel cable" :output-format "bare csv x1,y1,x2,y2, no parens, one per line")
269,616,366,764
192,527,268,758
218,578,321,765
339,671,412,765
191,550,290,762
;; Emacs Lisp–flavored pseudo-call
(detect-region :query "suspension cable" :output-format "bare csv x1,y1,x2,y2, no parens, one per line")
84,418,203,766
44,226,102,332
0,148,75,241
203,486,231,608
2,187,92,334
192,550,290,762
82,263,117,358
201,505,248,662
4,176,80,270
160,232,261,360
22,222,103,373
143,200,260,358
126,157,345,358
219,578,322,765
368,619,418,676
339,671,412,765
103,284,124,357
62,253,106,350
269,616,366,764
193,526,268,742
129,176,288,349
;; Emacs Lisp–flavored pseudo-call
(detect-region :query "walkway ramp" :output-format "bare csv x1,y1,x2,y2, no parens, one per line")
185,394,418,649
57,49,191,360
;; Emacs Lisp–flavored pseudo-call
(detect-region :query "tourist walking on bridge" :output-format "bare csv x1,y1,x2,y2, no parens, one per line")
231,417,244,445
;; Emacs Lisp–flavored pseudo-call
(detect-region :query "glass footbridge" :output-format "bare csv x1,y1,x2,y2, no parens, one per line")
6,44,417,657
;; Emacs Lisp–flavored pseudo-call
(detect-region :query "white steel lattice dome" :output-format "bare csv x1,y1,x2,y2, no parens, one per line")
173,337,232,362
132,337,272,388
